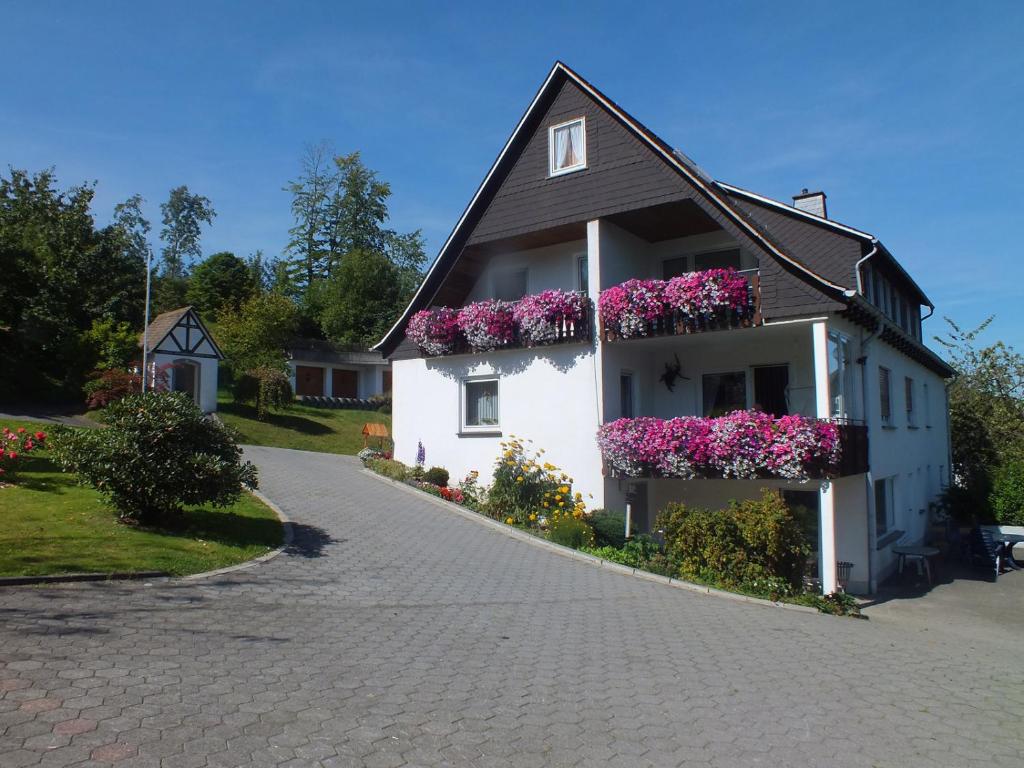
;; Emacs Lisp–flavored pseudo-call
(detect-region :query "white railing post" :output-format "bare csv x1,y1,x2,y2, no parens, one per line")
625,502,632,540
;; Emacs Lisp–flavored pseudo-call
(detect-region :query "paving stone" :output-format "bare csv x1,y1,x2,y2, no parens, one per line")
0,447,1020,767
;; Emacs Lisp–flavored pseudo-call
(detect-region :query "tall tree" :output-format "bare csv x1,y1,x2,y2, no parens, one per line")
159,185,216,279
935,317,1024,519
0,168,145,400
283,142,333,291
186,251,253,317
314,249,408,347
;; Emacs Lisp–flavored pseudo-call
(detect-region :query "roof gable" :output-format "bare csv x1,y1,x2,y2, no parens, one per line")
144,307,223,360
374,62,851,355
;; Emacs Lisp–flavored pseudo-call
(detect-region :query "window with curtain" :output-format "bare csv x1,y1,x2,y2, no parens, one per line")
549,118,586,175
463,379,499,430
905,376,915,426
702,372,746,417
875,477,895,536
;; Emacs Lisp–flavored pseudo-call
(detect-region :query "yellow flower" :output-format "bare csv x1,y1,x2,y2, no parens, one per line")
574,492,582,500
558,501,565,507
505,517,514,525
555,494,562,501
572,510,583,519
542,501,549,507
516,476,524,483
528,513,537,522
558,486,570,494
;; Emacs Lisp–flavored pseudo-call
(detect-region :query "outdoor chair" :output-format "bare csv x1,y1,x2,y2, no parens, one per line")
967,527,1003,581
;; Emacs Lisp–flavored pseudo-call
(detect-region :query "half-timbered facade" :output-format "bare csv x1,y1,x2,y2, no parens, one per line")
142,306,223,412
375,62,954,594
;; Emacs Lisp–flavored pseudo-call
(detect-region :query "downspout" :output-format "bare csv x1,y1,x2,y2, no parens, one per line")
854,240,879,295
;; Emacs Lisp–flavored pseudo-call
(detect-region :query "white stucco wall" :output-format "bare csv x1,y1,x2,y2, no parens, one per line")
150,352,219,413
464,240,587,300
392,344,604,502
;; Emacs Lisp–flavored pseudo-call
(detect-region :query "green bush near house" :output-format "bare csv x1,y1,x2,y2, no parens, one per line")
590,509,633,548
423,466,449,487
990,461,1024,526
657,489,809,593
51,392,258,526
367,457,411,482
547,515,594,550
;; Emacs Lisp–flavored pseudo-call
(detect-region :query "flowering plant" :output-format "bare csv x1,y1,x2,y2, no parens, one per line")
488,436,587,526
599,269,752,338
512,290,589,345
407,307,460,355
663,268,749,315
457,300,516,351
0,426,47,483
597,411,841,482
597,279,666,339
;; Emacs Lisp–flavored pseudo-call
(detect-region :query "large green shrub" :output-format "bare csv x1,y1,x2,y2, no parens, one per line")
590,509,632,548
991,461,1024,525
423,466,449,487
656,489,809,592
51,392,257,525
547,515,594,550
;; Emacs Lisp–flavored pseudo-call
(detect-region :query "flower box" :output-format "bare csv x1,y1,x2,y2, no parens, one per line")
599,268,756,341
407,290,591,357
597,411,843,482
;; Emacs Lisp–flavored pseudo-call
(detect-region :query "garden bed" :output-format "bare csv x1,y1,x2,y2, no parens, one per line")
0,420,284,578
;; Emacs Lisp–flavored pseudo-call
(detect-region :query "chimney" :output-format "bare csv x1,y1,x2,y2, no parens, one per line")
793,188,827,218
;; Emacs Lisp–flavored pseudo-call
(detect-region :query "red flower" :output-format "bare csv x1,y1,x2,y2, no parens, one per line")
16,427,26,434
7,451,17,460
34,432,46,441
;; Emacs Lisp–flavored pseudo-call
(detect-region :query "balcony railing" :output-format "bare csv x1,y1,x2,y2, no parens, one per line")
406,290,592,358
597,411,868,482
599,268,761,342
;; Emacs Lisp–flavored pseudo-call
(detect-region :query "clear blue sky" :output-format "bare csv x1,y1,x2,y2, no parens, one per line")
4,2,1022,350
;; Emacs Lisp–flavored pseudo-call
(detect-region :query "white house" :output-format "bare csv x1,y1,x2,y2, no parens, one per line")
374,62,954,595
286,339,391,400
141,306,223,413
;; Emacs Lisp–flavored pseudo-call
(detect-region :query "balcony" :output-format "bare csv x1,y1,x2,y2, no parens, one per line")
597,412,868,482
406,290,592,358
599,268,761,342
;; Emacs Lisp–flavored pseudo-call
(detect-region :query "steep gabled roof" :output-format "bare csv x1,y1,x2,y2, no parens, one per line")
374,61,852,355
141,306,224,359
718,181,933,308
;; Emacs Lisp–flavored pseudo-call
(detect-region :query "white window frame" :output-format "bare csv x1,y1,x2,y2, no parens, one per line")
548,117,587,177
576,253,589,293
619,370,635,419
923,382,932,427
700,369,749,417
828,330,854,420
460,376,501,434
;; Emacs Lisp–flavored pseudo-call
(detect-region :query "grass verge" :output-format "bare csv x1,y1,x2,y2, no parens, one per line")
0,420,283,578
216,395,391,455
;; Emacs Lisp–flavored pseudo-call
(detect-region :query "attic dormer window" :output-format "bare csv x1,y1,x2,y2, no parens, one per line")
549,118,586,176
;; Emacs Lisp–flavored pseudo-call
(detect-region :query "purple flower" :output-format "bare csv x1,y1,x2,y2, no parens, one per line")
457,300,516,351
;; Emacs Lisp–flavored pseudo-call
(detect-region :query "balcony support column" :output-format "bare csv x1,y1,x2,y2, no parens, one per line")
812,320,838,594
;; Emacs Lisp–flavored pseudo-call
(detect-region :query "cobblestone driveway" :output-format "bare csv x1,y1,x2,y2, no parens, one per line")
2,447,1021,767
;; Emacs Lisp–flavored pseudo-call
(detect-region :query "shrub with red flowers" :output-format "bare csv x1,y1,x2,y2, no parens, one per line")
597,279,666,339
0,426,47,484
599,269,752,338
597,411,841,482
457,300,516,351
407,307,460,356
512,289,589,346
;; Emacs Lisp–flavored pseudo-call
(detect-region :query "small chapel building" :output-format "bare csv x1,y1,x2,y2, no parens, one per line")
141,306,223,412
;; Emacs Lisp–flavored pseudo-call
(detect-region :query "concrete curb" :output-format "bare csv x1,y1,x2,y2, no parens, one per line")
179,489,295,582
0,571,169,587
361,468,820,616
0,491,294,588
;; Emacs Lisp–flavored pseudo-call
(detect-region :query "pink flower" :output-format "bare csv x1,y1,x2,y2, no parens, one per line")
457,300,516,351
407,307,461,355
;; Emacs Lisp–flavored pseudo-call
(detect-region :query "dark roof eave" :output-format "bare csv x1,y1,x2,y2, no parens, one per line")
842,294,955,378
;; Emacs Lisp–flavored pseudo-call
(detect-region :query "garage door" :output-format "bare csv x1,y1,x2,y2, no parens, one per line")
295,366,324,397
332,369,358,398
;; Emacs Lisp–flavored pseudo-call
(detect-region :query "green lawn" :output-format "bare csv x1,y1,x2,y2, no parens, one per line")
217,395,391,455
0,420,283,577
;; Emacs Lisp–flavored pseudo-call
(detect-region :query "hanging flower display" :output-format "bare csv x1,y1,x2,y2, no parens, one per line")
457,300,516,352
406,307,460,356
597,411,841,482
512,290,589,346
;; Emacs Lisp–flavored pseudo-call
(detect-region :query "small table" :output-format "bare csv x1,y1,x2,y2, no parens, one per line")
992,534,1024,570
893,545,941,585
